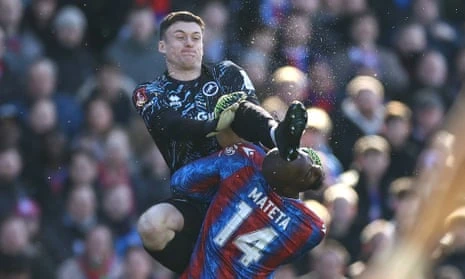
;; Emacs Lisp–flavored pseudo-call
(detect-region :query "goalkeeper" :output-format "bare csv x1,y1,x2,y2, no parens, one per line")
133,11,308,273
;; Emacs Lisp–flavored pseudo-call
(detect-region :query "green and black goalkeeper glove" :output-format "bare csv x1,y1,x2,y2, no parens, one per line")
207,91,248,137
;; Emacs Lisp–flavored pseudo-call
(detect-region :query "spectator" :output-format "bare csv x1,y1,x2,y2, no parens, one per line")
330,75,385,169
342,0,368,15
133,0,171,19
77,58,136,126
98,128,139,191
62,0,133,55
21,0,58,52
262,95,289,121
301,107,343,183
270,65,308,105
323,183,362,262
0,26,21,104
0,216,56,279
35,129,70,215
48,5,95,95
410,90,446,152
240,50,270,98
19,99,60,199
13,57,83,138
240,25,276,96
0,147,32,221
45,148,101,217
74,97,115,161
299,239,350,279
138,145,171,214
67,148,100,191
392,22,428,85
331,11,409,98
316,0,369,55
0,104,21,149
388,177,419,239
272,11,316,72
412,0,459,59
346,135,393,230
105,6,165,84
290,0,321,16
101,185,141,258
306,59,340,113
42,186,99,265
369,0,413,45
199,1,229,63
411,50,450,106
0,0,42,75
350,219,395,277
311,0,346,56
126,116,154,161
15,198,42,246
119,246,175,279
57,224,123,279
381,101,418,178
224,0,262,61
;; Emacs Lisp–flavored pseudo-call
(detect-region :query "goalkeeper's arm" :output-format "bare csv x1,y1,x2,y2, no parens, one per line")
147,92,247,140
149,108,218,140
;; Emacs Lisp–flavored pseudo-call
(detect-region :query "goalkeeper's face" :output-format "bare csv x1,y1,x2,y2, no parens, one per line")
159,21,203,71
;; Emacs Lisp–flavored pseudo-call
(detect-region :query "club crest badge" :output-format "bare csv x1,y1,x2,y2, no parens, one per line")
134,87,148,108
224,146,236,156
202,81,219,97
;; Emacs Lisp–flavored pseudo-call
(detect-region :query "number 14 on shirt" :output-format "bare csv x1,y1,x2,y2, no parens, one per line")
213,201,278,267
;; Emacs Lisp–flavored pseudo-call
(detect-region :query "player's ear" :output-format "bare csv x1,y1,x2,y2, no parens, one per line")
158,40,166,54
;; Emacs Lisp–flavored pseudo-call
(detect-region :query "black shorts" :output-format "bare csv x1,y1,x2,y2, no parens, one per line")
142,197,209,273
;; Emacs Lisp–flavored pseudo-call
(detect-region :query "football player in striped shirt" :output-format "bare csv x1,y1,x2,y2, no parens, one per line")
171,128,326,278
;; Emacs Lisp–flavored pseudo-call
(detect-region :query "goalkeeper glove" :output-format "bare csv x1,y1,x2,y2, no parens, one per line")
207,91,248,137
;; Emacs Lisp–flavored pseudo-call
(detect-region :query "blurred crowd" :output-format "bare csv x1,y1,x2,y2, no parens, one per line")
1,0,465,278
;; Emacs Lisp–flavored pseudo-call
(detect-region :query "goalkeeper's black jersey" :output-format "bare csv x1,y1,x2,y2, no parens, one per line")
132,60,258,173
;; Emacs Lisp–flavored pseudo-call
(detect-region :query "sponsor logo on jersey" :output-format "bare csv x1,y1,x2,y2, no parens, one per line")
202,81,219,97
168,93,182,109
195,111,215,121
134,87,148,108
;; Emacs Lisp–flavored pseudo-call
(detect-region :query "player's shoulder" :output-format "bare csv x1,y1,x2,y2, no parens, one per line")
221,142,265,156
132,74,168,103
219,142,265,166
133,75,166,95
210,60,244,74
237,142,266,156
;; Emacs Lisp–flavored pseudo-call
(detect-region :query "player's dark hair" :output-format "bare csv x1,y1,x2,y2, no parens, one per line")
159,11,205,40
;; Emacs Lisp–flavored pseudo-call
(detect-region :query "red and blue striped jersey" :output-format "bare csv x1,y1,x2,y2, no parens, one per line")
171,143,326,278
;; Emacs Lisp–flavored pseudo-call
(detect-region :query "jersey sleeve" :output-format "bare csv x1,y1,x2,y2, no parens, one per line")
296,202,327,257
171,153,222,201
213,61,260,105
132,83,218,140
280,201,327,265
171,144,263,201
